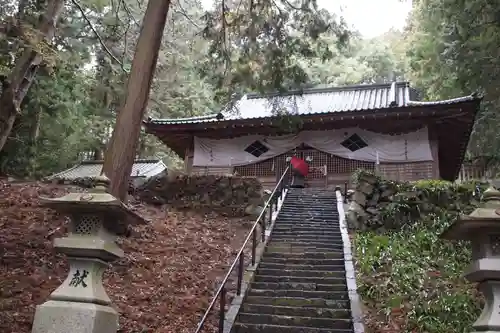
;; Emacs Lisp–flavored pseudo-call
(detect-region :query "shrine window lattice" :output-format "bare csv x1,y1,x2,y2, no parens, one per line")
244,140,269,157
341,134,368,152
234,149,375,178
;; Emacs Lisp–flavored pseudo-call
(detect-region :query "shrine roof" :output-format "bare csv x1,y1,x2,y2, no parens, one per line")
46,159,167,181
146,81,479,126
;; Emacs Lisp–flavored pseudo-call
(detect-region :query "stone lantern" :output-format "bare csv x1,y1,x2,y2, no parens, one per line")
440,186,500,332
31,175,146,333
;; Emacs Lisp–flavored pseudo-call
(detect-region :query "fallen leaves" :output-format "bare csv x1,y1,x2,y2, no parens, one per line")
0,180,252,333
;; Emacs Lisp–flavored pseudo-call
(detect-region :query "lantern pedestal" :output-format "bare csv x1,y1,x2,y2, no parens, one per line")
441,187,500,333
31,176,146,333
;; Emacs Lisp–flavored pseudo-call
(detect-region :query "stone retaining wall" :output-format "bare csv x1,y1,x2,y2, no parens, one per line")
136,173,266,217
346,170,487,231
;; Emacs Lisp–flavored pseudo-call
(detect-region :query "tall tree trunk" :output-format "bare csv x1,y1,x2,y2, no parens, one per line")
102,0,171,201
0,0,65,152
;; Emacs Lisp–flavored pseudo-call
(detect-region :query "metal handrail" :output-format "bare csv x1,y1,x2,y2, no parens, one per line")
194,166,291,333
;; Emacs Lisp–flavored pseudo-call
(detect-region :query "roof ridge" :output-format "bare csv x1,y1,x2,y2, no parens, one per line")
146,113,222,123
245,81,410,100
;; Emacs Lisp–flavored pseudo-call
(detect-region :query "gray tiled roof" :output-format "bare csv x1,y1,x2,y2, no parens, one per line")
46,159,167,180
225,81,414,119
147,81,478,125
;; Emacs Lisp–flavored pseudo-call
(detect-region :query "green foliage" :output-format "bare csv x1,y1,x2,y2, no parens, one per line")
1,64,97,177
0,0,217,178
200,0,350,104
412,179,453,189
355,211,482,332
406,0,500,158
354,175,487,331
375,178,485,231
351,168,380,186
303,29,407,87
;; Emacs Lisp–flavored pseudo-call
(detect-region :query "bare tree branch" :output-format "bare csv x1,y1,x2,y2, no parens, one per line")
121,0,142,27
173,1,201,29
70,0,129,73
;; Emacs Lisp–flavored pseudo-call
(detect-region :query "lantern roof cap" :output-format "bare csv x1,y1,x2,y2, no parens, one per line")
39,175,146,235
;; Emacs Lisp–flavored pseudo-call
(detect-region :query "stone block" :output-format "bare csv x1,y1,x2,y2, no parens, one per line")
352,191,367,206
357,181,374,195
32,300,118,333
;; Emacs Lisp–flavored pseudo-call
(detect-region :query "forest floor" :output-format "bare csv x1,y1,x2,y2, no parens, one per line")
0,180,253,333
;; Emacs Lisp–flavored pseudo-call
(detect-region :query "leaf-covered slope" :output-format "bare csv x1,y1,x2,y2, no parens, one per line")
0,180,252,333
352,178,483,332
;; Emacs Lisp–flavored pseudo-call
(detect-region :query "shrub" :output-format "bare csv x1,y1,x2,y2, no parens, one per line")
351,172,488,332
354,211,482,332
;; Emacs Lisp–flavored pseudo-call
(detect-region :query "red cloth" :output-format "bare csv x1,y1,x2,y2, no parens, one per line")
290,156,309,177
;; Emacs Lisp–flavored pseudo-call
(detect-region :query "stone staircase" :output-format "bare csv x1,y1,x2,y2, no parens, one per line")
231,188,354,333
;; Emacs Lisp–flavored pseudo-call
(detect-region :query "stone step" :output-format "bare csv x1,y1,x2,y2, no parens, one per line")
287,193,336,195
272,231,342,236
282,202,336,205
271,231,343,237
281,202,336,205
236,313,353,330
263,252,345,260
257,268,346,278
273,225,340,230
253,274,347,285
231,322,353,333
271,231,342,237
270,235,343,242
274,220,339,225
275,220,340,224
276,218,339,223
269,240,344,246
280,203,337,208
264,246,343,254
280,211,339,219
280,206,337,210
240,303,351,319
280,209,339,217
273,225,339,230
266,241,344,249
272,226,340,232
284,197,336,201
281,203,337,206
280,205,335,208
278,214,339,218
281,198,334,201
261,256,345,265
258,262,346,272
244,295,350,309
277,216,339,221
278,214,339,221
250,281,347,292
282,200,335,202
269,238,343,244
247,289,349,300
245,296,350,310
273,227,341,232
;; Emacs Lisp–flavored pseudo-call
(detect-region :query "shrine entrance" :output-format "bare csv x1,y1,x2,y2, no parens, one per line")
294,144,328,188
234,145,375,189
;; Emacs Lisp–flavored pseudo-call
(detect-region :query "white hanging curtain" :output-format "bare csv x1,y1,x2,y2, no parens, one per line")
192,127,433,167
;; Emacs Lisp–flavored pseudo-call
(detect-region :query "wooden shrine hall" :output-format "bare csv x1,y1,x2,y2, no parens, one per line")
144,82,481,189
